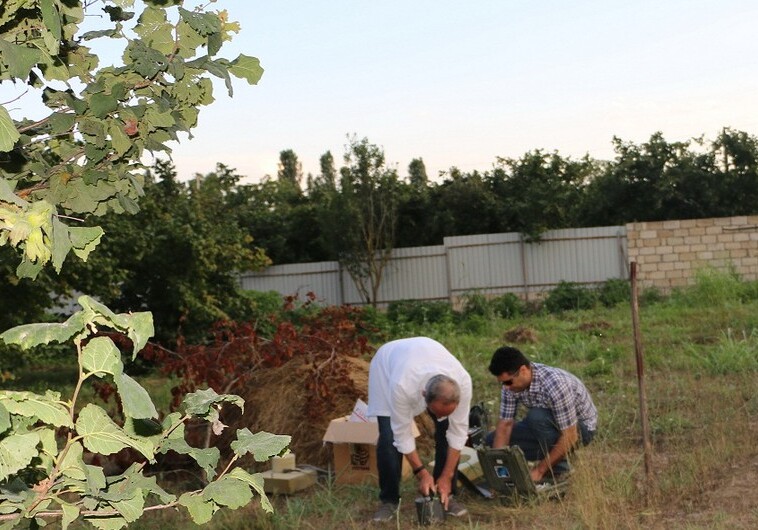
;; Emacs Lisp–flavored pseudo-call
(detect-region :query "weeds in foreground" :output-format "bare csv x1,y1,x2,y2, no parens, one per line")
37,273,758,529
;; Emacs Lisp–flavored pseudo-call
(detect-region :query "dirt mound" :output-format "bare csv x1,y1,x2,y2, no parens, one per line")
217,354,434,469
503,325,538,343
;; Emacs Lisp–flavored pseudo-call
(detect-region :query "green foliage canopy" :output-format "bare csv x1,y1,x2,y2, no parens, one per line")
0,0,263,279
70,161,271,344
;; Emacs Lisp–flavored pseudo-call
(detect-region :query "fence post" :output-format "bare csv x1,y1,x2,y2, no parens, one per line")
519,234,530,301
630,261,654,486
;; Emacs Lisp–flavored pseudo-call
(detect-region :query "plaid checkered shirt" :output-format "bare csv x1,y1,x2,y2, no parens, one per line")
499,362,598,432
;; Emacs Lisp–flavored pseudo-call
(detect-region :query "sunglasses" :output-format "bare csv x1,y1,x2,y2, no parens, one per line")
500,368,521,387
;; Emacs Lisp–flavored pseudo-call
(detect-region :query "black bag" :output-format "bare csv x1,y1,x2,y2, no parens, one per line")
467,402,490,447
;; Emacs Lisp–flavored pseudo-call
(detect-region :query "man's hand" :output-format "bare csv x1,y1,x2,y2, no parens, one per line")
417,468,435,497
530,466,545,483
436,475,453,508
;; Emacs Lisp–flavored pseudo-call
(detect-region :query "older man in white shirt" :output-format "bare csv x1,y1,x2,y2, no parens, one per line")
367,337,472,522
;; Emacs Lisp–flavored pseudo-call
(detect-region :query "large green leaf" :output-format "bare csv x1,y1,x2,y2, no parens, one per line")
114,373,158,420
0,433,40,481
59,441,87,481
0,105,20,152
230,429,290,462
0,311,87,349
0,40,42,79
62,504,81,530
0,390,73,427
39,0,62,41
158,422,219,479
125,312,153,358
51,215,73,273
135,7,174,55
228,54,263,85
108,492,144,523
228,467,272,512
75,405,154,459
178,8,220,36
178,492,215,525
201,477,252,509
69,225,104,260
0,403,10,433
0,178,26,206
182,388,244,417
89,93,119,118
81,336,123,376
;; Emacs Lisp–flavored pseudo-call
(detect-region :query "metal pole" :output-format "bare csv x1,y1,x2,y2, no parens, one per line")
630,261,654,483
519,234,530,301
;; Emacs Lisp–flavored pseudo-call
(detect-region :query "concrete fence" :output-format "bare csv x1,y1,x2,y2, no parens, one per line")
626,215,758,291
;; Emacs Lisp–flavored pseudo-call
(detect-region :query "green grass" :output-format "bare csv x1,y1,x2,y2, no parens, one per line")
182,274,755,529
9,271,758,529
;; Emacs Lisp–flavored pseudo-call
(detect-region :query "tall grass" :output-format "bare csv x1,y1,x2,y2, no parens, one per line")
41,271,758,528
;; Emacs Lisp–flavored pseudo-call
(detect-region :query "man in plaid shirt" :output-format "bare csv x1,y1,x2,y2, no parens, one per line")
487,346,597,482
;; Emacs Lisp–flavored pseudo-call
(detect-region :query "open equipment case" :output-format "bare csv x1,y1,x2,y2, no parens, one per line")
474,445,570,504
460,403,571,504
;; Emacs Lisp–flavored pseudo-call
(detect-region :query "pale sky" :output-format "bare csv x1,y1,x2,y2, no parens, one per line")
6,1,758,183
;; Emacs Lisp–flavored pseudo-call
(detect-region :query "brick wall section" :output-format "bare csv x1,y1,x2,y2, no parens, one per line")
626,215,758,291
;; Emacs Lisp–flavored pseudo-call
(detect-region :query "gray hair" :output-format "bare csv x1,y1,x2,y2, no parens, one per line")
424,374,461,405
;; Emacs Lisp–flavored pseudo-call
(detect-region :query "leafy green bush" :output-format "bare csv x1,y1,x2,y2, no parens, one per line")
599,279,630,307
457,314,490,335
0,296,289,527
544,281,598,313
738,279,758,303
491,293,525,319
243,290,284,317
460,292,495,319
387,300,455,326
675,266,744,306
639,285,664,306
687,328,758,374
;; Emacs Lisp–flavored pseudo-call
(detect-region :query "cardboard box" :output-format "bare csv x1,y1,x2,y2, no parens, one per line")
262,468,317,494
271,453,296,473
322,415,420,485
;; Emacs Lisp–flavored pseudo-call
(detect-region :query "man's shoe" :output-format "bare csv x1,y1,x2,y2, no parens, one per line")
372,502,398,523
445,496,468,517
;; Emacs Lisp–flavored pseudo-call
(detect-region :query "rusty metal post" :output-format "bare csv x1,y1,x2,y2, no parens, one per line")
630,261,653,483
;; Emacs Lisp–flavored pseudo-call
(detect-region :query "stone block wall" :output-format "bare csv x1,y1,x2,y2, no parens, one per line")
626,215,758,291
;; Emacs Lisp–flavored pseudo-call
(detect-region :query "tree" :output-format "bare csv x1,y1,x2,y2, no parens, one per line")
0,297,290,528
0,1,287,526
580,132,716,225
426,167,500,239
276,148,302,194
712,128,758,215
319,137,400,306
492,150,593,239
72,161,271,344
0,0,263,277
407,157,428,188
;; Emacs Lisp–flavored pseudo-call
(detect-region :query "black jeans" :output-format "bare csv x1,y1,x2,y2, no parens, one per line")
376,412,459,504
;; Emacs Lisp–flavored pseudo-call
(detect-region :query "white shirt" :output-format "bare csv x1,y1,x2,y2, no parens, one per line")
367,337,472,454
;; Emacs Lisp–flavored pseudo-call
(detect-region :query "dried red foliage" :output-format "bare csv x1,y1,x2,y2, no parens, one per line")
101,293,380,423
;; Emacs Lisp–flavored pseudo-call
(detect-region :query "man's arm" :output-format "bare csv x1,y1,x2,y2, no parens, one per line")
530,424,579,482
435,447,461,507
404,450,436,496
492,418,514,449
